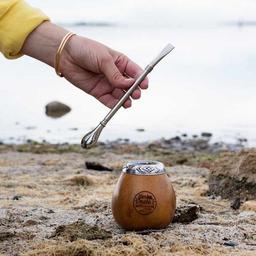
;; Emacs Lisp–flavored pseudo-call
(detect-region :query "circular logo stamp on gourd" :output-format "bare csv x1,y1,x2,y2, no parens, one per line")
133,191,157,215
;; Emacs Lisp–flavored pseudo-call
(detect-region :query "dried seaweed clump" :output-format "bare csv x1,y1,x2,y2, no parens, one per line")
50,220,112,241
20,233,256,256
65,175,94,186
24,234,160,256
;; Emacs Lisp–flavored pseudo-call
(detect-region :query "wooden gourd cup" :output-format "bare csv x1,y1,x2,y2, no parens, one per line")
111,161,176,231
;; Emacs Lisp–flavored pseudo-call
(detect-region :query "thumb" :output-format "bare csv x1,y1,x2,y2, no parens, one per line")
101,57,134,88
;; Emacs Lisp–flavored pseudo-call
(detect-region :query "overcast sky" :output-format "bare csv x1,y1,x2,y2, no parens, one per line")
28,0,256,27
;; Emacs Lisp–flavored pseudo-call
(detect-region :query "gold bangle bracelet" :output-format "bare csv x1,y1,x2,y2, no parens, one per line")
55,32,75,77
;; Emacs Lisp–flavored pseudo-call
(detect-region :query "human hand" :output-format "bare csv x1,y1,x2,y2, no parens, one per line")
22,22,148,108
61,36,148,108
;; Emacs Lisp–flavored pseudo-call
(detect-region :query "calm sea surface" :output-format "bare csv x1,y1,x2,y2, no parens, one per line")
1,1,256,145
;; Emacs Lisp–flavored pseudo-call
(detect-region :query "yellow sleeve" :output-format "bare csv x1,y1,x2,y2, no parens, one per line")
0,0,49,59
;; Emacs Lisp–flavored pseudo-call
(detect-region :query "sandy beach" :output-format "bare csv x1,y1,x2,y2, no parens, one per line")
0,137,255,256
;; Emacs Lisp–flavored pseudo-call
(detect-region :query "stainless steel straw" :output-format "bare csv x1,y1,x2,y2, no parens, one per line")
81,43,175,149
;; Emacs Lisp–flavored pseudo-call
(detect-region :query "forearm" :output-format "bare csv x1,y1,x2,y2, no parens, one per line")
21,21,69,67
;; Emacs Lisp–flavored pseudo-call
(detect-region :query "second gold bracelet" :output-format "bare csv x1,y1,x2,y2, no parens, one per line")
54,32,75,77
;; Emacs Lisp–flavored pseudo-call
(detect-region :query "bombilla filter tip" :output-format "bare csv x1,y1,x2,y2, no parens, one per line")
81,123,105,149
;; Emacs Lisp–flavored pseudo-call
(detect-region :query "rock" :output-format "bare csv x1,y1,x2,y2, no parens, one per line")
12,195,22,200
136,128,145,132
45,101,71,118
39,215,49,221
208,149,256,200
230,198,241,210
175,157,188,165
26,139,39,144
241,200,256,212
25,126,37,130
69,127,78,131
171,136,181,142
172,204,200,224
51,220,112,241
238,138,248,143
201,132,212,138
85,161,113,172
223,241,238,247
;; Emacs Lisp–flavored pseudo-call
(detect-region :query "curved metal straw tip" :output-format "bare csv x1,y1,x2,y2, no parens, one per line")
81,123,104,149
162,43,175,55
149,43,175,68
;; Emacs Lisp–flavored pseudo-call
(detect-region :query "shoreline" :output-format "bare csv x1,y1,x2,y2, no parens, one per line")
0,136,246,171
0,132,248,153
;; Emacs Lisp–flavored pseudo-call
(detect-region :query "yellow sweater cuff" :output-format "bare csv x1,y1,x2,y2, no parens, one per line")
0,0,50,59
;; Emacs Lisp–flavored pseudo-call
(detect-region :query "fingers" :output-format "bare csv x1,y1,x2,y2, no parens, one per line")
86,74,139,109
123,99,132,108
98,94,118,109
102,53,149,92
117,56,149,90
131,88,141,99
112,88,140,108
112,88,141,101
100,55,135,89
139,78,149,90
98,93,132,109
83,50,148,109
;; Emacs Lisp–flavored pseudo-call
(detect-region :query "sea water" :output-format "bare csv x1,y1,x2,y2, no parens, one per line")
0,0,256,145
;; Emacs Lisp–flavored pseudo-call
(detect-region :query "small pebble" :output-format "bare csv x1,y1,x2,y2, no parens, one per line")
12,195,22,200
173,204,200,223
223,241,238,247
85,161,113,172
25,126,37,130
238,138,247,143
45,101,71,118
201,132,213,138
231,198,241,210
171,136,181,142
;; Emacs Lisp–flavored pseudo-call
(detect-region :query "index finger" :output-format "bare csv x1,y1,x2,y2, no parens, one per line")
124,59,149,90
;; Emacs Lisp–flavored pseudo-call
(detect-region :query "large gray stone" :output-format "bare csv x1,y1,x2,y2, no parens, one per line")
45,101,71,118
